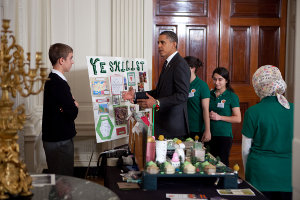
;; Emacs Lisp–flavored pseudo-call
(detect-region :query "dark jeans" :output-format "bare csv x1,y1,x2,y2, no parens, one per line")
262,191,292,200
206,136,232,166
43,138,74,176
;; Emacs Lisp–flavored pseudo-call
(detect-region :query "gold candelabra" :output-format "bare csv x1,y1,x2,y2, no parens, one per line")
0,19,48,199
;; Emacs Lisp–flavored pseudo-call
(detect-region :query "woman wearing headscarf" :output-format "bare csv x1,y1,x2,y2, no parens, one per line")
242,65,293,200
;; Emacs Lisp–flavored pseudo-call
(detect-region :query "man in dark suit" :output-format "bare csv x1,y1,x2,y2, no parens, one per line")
123,31,190,138
42,43,79,176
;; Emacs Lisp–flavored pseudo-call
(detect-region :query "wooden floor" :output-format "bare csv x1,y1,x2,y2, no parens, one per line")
87,176,105,185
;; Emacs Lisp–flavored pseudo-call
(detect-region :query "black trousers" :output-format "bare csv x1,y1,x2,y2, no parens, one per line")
43,138,74,176
206,136,232,166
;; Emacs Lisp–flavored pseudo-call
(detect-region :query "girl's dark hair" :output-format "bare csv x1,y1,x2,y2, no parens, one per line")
212,67,234,92
184,56,203,73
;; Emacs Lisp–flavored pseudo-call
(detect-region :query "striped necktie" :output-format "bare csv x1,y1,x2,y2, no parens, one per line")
163,60,168,69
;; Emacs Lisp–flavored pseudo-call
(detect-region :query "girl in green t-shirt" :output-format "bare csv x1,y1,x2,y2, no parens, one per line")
184,56,211,143
208,67,241,166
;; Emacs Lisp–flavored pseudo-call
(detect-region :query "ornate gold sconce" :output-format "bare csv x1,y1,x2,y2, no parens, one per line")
0,19,48,199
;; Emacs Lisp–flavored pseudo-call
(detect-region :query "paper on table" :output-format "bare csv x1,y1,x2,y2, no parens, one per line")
166,193,208,199
217,188,255,196
31,174,55,187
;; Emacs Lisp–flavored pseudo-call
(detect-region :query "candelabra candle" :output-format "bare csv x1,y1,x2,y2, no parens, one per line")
0,19,48,199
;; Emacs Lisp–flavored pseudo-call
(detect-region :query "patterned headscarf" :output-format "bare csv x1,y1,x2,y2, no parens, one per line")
252,65,290,109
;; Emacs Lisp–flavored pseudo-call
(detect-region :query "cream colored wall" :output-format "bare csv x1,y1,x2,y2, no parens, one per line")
293,0,300,198
1,0,152,172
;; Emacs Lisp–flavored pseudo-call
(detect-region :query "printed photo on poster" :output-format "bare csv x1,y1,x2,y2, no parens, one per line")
112,95,120,105
93,102,109,114
127,72,136,86
116,127,126,135
91,77,110,96
98,103,109,114
113,106,128,125
139,72,147,83
138,82,144,92
110,75,124,95
130,105,136,113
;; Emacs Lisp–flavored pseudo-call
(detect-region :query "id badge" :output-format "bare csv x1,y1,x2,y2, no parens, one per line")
188,92,194,97
217,102,224,108
188,89,196,98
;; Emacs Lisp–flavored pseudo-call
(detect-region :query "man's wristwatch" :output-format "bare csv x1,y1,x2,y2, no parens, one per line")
155,99,160,107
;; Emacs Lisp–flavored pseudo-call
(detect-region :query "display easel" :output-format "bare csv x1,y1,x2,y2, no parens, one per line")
85,142,97,179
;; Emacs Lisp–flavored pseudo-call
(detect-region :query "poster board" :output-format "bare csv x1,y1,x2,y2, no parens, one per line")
86,56,150,143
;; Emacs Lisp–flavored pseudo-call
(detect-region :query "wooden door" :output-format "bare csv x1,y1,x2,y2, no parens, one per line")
219,0,287,142
153,0,287,143
152,0,219,87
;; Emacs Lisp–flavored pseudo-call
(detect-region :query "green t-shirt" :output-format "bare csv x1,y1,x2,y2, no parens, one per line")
209,89,240,138
187,77,210,133
242,96,293,192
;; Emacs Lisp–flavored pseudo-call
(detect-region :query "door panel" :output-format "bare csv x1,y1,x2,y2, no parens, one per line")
258,26,280,67
229,26,251,84
230,0,281,18
186,26,207,81
156,0,208,16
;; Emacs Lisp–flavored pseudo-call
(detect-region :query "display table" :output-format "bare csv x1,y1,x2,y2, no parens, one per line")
10,175,119,200
143,171,238,190
104,166,268,200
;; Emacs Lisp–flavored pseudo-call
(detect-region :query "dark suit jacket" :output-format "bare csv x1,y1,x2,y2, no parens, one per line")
42,72,78,142
136,53,190,138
